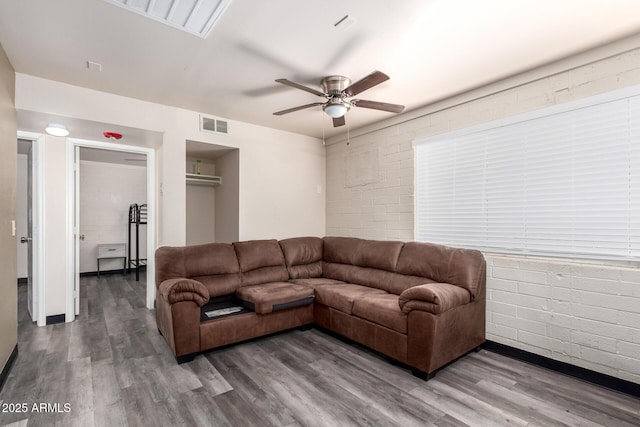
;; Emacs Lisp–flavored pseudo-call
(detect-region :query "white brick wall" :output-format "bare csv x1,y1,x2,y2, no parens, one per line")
326,129,415,241
325,48,640,384
79,160,147,273
486,254,640,383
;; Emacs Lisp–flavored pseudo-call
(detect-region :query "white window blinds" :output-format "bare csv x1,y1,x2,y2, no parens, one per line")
414,90,640,261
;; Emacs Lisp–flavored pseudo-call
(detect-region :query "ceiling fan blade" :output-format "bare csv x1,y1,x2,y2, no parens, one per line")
344,71,390,96
332,116,346,127
275,79,325,97
273,102,324,116
352,99,405,113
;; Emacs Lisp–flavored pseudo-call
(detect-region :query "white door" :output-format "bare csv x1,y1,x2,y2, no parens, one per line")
17,146,34,320
26,144,34,319
73,145,80,316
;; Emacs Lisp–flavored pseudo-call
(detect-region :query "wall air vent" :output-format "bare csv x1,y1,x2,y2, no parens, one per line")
200,115,229,135
215,120,228,134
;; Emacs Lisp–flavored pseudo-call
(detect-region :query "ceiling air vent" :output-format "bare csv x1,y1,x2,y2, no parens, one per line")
200,115,229,135
100,0,232,39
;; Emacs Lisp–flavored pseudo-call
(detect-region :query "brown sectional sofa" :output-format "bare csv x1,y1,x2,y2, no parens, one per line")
155,236,486,379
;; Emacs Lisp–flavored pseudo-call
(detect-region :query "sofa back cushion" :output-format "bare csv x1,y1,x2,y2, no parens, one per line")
155,243,242,297
354,239,404,271
279,237,323,279
322,237,407,293
156,245,185,286
323,236,363,265
322,262,429,294
233,239,289,286
396,242,485,300
184,243,240,276
323,237,404,270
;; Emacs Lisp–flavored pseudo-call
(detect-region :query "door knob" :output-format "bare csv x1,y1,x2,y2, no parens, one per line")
20,236,32,243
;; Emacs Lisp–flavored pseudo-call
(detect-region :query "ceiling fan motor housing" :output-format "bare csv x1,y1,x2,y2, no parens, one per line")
321,75,352,117
321,75,351,96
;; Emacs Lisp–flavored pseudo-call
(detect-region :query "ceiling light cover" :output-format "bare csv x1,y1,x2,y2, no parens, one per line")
101,0,232,38
45,123,69,137
323,103,349,118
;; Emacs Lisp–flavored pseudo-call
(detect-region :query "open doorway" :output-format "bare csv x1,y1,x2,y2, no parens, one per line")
78,147,148,276
67,138,156,321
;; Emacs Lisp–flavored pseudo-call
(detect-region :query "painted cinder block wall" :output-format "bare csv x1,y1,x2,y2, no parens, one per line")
79,160,147,273
326,47,640,384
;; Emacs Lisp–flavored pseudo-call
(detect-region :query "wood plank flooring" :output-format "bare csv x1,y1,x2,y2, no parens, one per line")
1,273,639,426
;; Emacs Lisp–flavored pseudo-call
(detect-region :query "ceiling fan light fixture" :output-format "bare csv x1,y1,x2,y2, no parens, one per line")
274,71,404,128
323,101,350,118
45,123,69,137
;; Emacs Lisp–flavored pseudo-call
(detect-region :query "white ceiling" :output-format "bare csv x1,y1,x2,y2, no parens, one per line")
2,0,640,139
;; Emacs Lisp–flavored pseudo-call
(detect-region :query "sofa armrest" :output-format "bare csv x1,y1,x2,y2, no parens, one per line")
399,283,470,314
159,278,209,307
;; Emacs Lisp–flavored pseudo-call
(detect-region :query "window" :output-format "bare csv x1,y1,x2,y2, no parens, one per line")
414,87,640,261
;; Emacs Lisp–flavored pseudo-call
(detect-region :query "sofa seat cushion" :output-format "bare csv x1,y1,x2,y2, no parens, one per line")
314,284,386,315
352,293,407,334
290,278,346,289
235,282,315,314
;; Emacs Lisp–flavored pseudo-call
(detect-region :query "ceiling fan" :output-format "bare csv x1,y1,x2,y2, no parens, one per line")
273,70,405,127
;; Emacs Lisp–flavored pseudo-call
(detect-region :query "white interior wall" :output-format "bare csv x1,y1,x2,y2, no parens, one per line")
16,153,27,278
79,159,147,273
326,47,640,384
175,109,326,241
215,150,239,243
0,41,17,373
43,135,67,316
185,184,215,245
185,158,215,245
15,73,326,319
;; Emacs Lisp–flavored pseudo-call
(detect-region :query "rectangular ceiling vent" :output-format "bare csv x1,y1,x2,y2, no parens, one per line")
200,115,229,135
101,0,232,38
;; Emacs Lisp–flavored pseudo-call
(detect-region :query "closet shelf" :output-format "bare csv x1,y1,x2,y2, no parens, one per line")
186,173,222,186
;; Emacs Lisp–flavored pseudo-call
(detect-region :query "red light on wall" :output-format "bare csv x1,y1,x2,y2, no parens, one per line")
103,131,123,140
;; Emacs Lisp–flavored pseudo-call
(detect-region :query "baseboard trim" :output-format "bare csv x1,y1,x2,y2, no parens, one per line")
483,340,640,398
0,345,18,394
80,270,124,277
80,266,146,277
46,314,66,325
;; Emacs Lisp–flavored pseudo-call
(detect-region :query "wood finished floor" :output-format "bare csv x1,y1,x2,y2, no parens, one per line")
1,274,639,427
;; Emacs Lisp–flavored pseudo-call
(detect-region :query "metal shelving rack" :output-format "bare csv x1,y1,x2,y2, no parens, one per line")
127,203,147,281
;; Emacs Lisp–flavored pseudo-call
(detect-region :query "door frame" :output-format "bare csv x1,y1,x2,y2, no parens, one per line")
66,138,156,321
17,131,45,326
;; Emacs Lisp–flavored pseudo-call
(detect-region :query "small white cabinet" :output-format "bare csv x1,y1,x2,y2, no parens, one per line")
97,243,126,277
